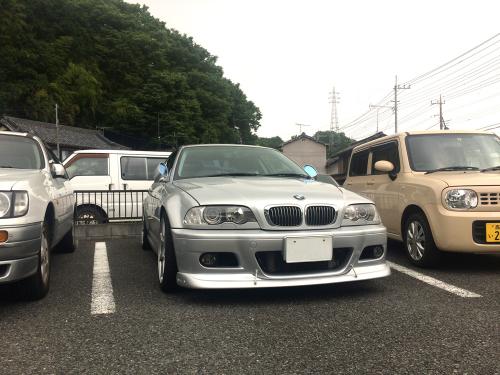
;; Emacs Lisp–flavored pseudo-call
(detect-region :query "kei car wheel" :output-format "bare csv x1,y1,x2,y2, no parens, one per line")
403,212,441,267
21,223,51,300
158,214,178,292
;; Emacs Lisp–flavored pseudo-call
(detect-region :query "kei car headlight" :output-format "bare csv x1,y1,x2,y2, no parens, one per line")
444,189,478,209
341,204,380,226
0,191,29,218
184,206,257,225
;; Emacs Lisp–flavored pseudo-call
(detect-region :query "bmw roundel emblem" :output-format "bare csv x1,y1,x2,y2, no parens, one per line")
294,194,305,200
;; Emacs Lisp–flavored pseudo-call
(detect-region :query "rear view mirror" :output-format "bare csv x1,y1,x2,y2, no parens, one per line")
374,160,395,173
154,162,168,181
303,165,318,178
51,163,66,178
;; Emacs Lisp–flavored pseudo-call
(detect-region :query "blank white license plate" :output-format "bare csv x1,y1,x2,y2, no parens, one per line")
284,236,333,263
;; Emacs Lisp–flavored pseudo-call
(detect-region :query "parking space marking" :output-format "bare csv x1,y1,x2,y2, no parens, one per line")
387,261,482,298
91,242,116,315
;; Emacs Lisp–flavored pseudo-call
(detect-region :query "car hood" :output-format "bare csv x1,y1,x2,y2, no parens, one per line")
0,169,43,190
422,171,500,187
174,176,354,206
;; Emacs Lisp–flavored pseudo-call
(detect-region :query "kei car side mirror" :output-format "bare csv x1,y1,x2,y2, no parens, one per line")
374,160,397,181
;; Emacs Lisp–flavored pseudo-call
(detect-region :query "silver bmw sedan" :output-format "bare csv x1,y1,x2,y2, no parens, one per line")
142,144,390,292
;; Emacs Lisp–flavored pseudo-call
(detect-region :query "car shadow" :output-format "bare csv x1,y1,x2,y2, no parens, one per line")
178,279,387,306
387,239,500,273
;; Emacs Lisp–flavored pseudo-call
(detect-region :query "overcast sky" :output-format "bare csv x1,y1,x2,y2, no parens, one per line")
127,0,500,140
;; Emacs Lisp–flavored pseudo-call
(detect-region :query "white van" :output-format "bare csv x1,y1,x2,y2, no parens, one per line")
63,149,171,223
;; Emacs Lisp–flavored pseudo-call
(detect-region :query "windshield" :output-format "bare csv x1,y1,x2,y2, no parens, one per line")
174,145,307,180
406,134,500,172
0,134,45,170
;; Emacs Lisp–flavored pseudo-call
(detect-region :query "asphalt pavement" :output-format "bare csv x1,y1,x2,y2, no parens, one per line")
1,238,499,374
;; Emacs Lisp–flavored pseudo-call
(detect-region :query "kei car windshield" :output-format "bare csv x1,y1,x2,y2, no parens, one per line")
0,134,45,169
406,133,500,172
174,145,307,180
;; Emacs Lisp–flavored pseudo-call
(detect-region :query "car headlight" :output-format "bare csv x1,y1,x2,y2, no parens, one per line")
444,189,478,209
184,206,257,226
0,191,29,218
341,204,380,226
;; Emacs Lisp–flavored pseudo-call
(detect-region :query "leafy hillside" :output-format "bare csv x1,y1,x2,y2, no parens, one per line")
0,0,261,149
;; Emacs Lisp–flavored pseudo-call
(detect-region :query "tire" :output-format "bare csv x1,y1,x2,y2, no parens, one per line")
75,205,106,224
403,212,441,267
20,223,51,300
158,214,178,292
55,225,76,253
142,218,152,251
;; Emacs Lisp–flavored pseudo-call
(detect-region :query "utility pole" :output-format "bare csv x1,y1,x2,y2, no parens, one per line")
369,104,393,133
157,112,161,150
431,95,446,130
295,123,311,134
392,75,411,133
55,103,60,160
329,87,340,153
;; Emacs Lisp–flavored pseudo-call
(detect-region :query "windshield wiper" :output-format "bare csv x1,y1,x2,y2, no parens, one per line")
264,173,312,179
425,166,479,174
480,165,500,172
200,173,260,177
0,165,14,168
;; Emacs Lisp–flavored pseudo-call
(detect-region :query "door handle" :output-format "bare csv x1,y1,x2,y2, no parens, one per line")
367,182,375,186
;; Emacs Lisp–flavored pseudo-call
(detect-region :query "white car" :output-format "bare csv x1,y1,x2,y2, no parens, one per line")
0,131,75,299
63,149,170,223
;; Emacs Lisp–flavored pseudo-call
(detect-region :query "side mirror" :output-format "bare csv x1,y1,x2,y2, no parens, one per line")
303,165,318,178
51,163,66,178
154,162,168,181
374,160,395,173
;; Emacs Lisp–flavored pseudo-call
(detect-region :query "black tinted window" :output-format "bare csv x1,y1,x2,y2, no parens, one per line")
147,158,166,179
66,156,108,178
121,157,147,180
371,142,400,174
349,151,369,176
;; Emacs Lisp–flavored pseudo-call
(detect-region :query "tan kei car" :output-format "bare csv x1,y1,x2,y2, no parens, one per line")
343,130,500,267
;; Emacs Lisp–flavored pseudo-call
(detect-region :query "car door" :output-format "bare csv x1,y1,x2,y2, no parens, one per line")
365,141,401,234
344,149,370,197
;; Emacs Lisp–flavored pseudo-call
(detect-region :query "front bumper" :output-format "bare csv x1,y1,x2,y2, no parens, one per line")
0,222,41,283
171,225,390,289
426,205,500,253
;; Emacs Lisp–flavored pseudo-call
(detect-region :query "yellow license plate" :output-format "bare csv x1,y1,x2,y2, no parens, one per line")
485,223,500,243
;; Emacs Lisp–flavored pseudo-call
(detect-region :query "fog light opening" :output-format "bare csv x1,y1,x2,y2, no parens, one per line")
360,245,385,260
199,252,239,268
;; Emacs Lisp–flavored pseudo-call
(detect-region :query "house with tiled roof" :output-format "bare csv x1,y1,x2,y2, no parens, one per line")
0,116,127,160
281,133,327,173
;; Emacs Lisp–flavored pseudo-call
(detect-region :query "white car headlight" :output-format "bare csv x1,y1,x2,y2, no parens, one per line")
342,204,380,226
444,189,478,209
0,192,11,218
0,191,29,218
184,206,257,226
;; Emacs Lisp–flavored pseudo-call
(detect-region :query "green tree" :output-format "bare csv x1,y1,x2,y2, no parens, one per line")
0,0,262,149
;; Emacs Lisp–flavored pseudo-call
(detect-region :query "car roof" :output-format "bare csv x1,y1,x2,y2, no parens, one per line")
352,129,495,152
180,144,271,150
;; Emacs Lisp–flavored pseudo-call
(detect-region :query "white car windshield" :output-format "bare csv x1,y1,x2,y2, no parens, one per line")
406,134,500,172
0,134,45,169
174,145,308,180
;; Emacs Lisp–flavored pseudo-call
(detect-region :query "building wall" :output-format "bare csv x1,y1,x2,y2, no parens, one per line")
282,138,326,173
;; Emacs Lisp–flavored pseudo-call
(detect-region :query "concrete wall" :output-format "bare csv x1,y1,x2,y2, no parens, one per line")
282,138,326,173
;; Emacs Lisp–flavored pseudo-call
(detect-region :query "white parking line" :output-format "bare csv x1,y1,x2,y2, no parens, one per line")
387,261,482,298
91,242,116,315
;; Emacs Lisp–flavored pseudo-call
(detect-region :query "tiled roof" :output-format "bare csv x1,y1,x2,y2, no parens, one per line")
0,116,127,150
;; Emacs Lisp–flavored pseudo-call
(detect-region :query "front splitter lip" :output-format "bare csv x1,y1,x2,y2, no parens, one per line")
176,263,391,289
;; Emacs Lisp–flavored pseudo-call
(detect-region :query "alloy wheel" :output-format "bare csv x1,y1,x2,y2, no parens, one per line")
406,220,425,261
